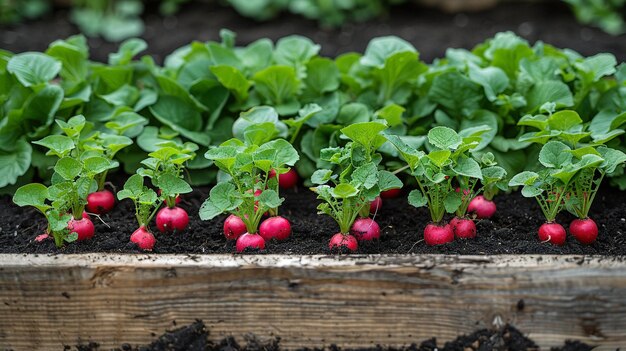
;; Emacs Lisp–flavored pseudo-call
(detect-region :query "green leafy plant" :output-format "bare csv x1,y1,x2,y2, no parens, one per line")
311,121,402,251
509,141,605,245
116,174,159,250
12,184,77,247
386,126,494,245
199,116,299,252
137,140,195,233
564,0,626,35
516,109,626,244
11,115,119,246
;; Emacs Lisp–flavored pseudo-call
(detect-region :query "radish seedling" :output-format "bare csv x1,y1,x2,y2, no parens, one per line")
57,113,141,214
452,152,507,238
117,174,162,251
18,115,119,245
386,126,492,245
509,141,605,245
517,110,626,244
311,121,402,251
138,142,196,233
200,119,299,252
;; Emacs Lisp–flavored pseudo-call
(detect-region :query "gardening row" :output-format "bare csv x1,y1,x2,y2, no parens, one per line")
2,30,626,253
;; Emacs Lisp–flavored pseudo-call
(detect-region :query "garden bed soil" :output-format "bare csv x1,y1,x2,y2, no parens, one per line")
1,1,625,64
75,321,595,351
1,180,625,255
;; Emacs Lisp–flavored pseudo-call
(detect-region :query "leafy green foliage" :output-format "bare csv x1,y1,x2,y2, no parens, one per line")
515,109,626,219
311,121,401,233
199,107,299,234
117,173,159,228
137,140,196,208
387,126,503,222
1,31,625,196
564,0,626,35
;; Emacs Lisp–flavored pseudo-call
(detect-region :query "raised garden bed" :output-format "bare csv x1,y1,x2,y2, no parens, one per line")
1,254,625,349
1,185,626,349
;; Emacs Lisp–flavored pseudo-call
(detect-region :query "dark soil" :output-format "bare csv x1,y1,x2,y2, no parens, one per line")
1,178,625,254
73,321,598,351
1,1,625,64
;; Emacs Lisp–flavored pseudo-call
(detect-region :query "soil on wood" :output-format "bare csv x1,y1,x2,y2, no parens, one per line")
0,1,625,64
73,320,596,351
1,175,625,255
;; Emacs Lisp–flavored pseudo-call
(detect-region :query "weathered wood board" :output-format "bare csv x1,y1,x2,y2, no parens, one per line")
0,254,625,350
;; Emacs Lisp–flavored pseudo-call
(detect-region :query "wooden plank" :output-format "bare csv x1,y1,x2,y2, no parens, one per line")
0,254,625,350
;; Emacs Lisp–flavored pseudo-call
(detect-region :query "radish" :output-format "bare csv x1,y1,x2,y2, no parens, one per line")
380,188,401,199
424,223,454,246
35,233,49,242
450,217,476,239
224,215,247,240
156,206,189,233
259,216,291,241
569,218,598,245
350,218,380,241
236,233,266,252
68,216,95,241
329,233,358,251
369,196,382,214
538,222,566,245
130,226,156,251
270,168,299,189
86,190,116,214
468,195,497,219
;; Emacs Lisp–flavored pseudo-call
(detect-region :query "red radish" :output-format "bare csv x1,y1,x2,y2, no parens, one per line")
329,233,358,251
468,195,497,219
269,168,299,189
369,196,382,214
35,233,49,242
380,188,402,199
538,222,566,245
86,190,115,214
156,206,189,233
223,215,247,240
158,189,181,205
259,216,291,241
350,218,380,241
82,211,90,219
236,233,266,252
450,217,476,239
570,218,598,245
68,216,95,241
424,223,454,246
130,226,156,250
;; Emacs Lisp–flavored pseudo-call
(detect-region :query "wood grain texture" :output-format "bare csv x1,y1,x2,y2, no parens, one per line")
0,254,625,350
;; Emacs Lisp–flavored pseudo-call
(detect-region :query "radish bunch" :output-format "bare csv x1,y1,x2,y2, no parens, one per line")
13,115,121,247
511,110,626,245
311,121,402,252
200,114,300,252
386,127,505,246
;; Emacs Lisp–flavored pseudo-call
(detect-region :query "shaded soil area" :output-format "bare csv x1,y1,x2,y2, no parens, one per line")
74,320,596,351
1,1,625,64
1,179,625,254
